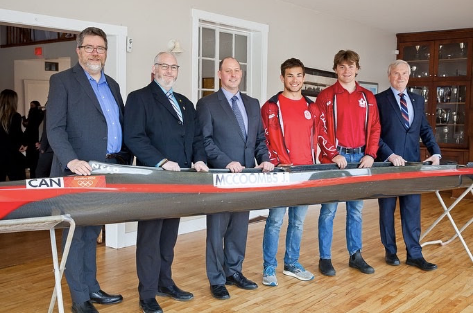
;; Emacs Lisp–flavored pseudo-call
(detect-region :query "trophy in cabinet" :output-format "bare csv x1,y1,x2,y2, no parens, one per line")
460,42,465,57
421,87,428,103
411,65,417,78
437,87,444,103
451,87,458,102
444,87,451,102
415,45,420,59
452,111,458,124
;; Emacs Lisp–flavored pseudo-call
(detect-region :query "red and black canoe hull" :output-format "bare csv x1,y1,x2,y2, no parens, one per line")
1,162,472,226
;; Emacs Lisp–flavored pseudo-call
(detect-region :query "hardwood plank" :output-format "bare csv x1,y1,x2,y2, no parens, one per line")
0,192,472,312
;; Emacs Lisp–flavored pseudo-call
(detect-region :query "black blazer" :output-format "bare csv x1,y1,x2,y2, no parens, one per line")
47,63,125,176
375,88,440,162
196,89,269,168
124,81,206,168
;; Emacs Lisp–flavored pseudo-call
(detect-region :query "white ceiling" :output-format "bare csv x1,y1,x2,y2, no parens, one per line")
280,0,473,34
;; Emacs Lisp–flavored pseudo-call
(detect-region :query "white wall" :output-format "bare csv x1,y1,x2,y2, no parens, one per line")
0,0,396,101
14,57,71,115
0,41,77,95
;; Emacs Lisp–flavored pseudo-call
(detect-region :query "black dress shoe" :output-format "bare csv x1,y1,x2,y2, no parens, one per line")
89,289,123,304
385,253,401,266
72,301,98,313
139,298,163,313
210,284,230,300
319,258,336,276
406,257,438,271
349,251,375,274
226,271,258,290
157,284,194,301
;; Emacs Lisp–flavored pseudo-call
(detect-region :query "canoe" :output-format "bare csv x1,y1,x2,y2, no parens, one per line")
1,161,472,226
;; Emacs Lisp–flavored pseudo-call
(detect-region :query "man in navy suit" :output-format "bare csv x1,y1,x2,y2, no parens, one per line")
375,59,441,271
196,57,274,300
124,52,208,313
47,27,126,313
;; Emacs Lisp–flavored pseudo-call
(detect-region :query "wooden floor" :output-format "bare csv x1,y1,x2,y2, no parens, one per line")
1,192,473,312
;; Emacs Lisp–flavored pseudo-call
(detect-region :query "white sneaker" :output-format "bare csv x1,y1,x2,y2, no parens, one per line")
283,262,314,281
262,266,278,286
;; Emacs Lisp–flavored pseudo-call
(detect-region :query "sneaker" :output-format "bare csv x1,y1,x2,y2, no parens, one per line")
283,262,314,281
349,250,375,274
262,266,278,286
319,258,336,276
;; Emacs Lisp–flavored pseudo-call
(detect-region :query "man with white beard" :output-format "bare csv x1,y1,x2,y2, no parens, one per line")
124,52,208,313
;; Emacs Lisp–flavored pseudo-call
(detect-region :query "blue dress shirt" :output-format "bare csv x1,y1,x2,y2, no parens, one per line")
84,70,122,154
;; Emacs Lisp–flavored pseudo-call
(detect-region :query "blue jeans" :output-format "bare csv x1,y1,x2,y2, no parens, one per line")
263,205,309,268
318,151,365,259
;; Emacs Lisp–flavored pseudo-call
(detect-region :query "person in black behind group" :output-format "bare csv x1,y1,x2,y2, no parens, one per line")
124,51,208,313
35,105,53,178
22,100,44,178
0,89,27,181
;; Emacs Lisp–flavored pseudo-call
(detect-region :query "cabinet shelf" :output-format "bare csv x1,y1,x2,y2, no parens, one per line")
438,57,468,62
436,123,465,127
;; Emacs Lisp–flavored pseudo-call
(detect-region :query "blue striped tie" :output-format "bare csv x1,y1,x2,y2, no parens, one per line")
166,91,183,122
399,93,409,128
231,96,246,140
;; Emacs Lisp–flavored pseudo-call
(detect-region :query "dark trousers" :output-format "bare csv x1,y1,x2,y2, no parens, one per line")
62,225,102,303
379,194,423,259
26,146,39,178
60,158,117,303
136,218,180,300
206,211,249,285
0,152,26,182
35,151,53,178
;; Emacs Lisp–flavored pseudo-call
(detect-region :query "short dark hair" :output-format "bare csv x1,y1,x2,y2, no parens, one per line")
30,100,41,108
280,58,305,76
77,27,108,49
332,50,360,71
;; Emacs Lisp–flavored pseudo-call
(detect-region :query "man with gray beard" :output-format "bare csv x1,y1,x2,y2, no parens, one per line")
47,27,126,313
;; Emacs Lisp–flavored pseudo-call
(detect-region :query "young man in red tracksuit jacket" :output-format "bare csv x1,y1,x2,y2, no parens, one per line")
316,50,381,277
260,58,319,286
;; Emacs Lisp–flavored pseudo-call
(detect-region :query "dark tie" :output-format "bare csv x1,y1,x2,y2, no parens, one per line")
166,91,183,122
399,93,409,128
231,96,246,140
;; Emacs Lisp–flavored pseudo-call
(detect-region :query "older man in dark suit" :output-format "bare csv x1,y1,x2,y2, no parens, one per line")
47,27,126,313
375,59,441,271
196,57,274,300
124,52,208,313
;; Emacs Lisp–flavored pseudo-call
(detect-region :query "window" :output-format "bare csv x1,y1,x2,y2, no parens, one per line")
191,9,269,104
198,23,249,98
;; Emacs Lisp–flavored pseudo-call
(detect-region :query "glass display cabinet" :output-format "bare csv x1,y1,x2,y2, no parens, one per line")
397,29,473,164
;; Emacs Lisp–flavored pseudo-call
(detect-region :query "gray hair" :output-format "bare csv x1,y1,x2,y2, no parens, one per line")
154,52,177,64
387,59,411,76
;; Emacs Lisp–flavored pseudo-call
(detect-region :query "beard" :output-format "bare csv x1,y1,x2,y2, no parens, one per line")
155,74,177,89
85,61,103,74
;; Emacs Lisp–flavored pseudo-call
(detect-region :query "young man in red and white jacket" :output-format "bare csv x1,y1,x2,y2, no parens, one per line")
316,50,381,277
260,58,318,286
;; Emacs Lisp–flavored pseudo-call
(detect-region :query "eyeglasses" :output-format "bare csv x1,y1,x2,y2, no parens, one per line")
78,45,107,54
155,63,180,71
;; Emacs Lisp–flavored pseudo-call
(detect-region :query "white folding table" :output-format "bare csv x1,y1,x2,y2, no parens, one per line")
0,215,75,313
420,184,473,262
